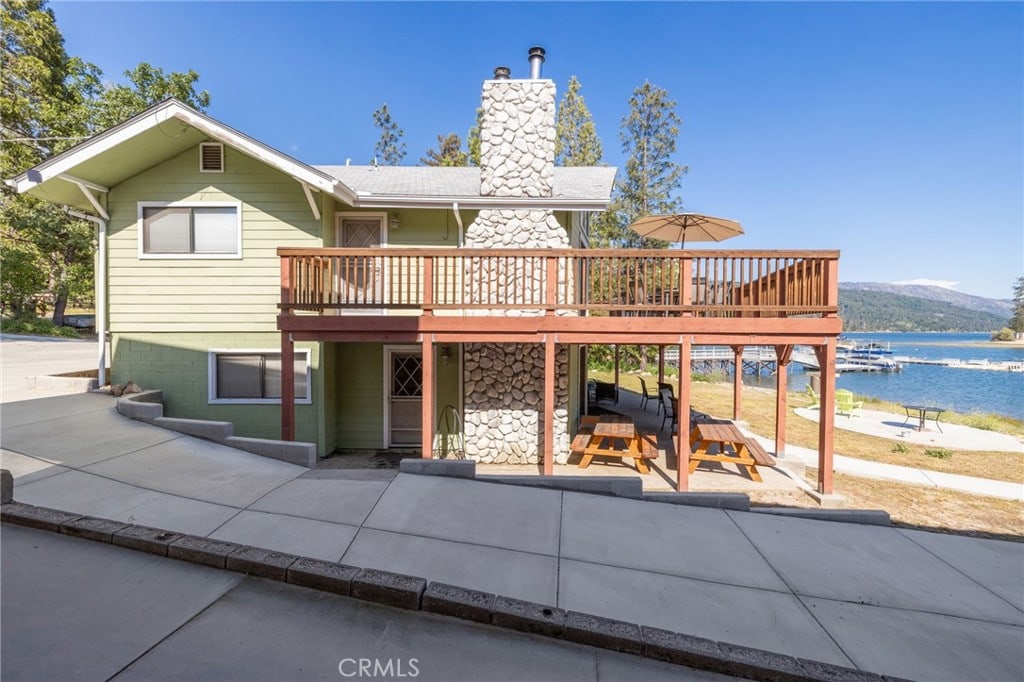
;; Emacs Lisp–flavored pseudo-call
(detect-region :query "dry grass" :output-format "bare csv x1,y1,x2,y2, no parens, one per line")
806,470,1024,543
591,370,1024,541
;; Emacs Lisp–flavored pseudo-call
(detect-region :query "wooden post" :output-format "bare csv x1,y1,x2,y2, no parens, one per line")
545,255,557,316
613,344,620,400
658,346,665,383
774,345,793,456
732,345,744,421
813,339,837,494
281,332,295,441
543,336,555,476
422,255,433,316
421,335,434,458
676,339,692,492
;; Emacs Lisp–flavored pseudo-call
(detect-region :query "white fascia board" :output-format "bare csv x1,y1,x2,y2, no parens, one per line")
351,195,611,210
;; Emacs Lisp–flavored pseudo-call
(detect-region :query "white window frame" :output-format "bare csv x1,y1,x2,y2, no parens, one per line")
199,142,225,173
137,201,243,260
334,211,389,247
207,348,312,405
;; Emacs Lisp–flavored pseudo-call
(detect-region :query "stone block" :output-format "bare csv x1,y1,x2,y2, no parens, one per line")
491,596,566,638
59,515,129,543
224,436,316,468
641,626,724,671
225,545,298,581
421,582,494,624
168,535,244,569
796,658,886,682
644,492,751,511
287,558,360,596
1,469,12,504
115,391,164,422
152,417,233,442
478,475,642,499
716,641,808,681
112,525,184,556
0,503,81,532
562,611,643,655
750,508,890,527
398,458,476,479
350,568,427,610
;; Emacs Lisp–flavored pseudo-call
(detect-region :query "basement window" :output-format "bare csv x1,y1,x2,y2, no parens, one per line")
208,349,311,404
200,142,224,172
138,202,241,259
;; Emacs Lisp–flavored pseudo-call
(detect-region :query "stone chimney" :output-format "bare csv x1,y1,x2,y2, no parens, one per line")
462,48,571,467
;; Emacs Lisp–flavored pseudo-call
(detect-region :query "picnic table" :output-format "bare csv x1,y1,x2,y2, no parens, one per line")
688,422,774,482
571,415,658,474
902,404,945,433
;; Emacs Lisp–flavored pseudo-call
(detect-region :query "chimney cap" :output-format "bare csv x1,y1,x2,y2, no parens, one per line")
493,66,511,80
528,46,546,59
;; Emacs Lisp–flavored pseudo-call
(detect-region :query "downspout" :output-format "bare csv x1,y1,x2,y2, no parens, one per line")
68,209,107,387
452,202,464,246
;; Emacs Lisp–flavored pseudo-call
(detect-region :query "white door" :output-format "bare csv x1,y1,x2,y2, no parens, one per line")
336,214,386,311
385,348,422,447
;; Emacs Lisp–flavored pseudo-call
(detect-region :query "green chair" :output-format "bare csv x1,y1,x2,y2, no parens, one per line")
836,389,863,417
804,384,820,410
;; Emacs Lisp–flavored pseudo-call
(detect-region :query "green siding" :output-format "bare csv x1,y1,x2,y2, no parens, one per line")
111,332,324,453
334,206,480,247
106,144,322,333
330,342,461,452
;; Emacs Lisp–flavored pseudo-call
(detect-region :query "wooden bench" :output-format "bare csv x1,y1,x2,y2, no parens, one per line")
742,437,775,467
576,427,659,474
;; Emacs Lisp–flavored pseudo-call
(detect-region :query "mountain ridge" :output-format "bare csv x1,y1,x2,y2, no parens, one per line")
841,282,1012,318
837,283,1010,332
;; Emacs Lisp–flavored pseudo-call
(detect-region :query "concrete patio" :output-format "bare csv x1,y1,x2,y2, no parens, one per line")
3,390,1022,681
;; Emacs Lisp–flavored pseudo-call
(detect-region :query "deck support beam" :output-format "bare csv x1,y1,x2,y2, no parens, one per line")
281,332,295,441
813,339,837,494
774,345,794,456
658,346,665,383
676,338,692,492
543,336,555,476
613,344,620,401
421,335,434,458
731,345,744,420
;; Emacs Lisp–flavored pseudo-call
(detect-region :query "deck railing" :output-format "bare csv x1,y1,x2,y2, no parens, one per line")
278,248,839,318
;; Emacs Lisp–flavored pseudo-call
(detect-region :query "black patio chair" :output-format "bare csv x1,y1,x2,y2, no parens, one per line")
638,377,657,411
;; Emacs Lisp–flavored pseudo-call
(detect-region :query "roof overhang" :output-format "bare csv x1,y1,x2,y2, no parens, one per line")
6,98,358,213
350,195,611,210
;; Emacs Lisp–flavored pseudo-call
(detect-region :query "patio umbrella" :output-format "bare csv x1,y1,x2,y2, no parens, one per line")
629,213,744,248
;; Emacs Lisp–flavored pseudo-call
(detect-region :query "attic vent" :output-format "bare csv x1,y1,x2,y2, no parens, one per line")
200,142,224,172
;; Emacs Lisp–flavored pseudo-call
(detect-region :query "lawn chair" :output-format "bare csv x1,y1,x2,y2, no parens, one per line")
656,381,674,416
638,377,657,411
804,384,820,410
659,388,678,431
836,389,863,418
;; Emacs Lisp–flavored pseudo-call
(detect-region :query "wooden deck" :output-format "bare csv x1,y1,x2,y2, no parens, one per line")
275,247,842,496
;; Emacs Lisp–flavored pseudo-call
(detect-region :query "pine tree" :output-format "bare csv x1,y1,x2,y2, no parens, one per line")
371,103,406,165
420,133,468,167
1009,276,1024,334
466,107,483,166
594,81,687,248
555,76,602,166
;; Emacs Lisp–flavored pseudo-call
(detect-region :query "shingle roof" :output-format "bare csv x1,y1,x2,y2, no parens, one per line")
315,165,616,202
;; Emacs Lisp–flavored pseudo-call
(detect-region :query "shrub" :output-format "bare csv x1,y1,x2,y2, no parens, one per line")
991,327,1014,342
892,442,909,454
1,315,79,338
925,448,952,459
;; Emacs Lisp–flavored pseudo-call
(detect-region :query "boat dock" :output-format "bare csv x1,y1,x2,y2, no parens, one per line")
894,356,1024,372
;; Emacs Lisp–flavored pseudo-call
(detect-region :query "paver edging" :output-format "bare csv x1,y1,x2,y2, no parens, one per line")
0,502,883,682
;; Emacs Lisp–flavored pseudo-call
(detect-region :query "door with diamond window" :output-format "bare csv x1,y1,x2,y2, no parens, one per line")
336,215,386,312
386,348,422,447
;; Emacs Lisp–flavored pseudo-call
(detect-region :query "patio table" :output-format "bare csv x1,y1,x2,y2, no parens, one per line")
688,422,774,482
577,415,657,474
902,405,945,433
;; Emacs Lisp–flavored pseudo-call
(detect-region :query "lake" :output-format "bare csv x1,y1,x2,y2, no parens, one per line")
743,333,1024,421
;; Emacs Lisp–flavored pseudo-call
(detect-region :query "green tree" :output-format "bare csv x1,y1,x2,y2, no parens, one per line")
596,81,687,248
371,103,406,165
1009,276,1024,334
466,107,483,166
555,76,602,166
1,0,211,325
420,133,468,167
92,63,209,130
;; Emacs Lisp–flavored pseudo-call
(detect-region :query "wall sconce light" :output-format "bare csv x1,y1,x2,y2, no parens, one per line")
440,345,453,364
389,213,401,231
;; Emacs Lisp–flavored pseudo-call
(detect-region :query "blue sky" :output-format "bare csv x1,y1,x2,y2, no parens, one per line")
52,1,1022,299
